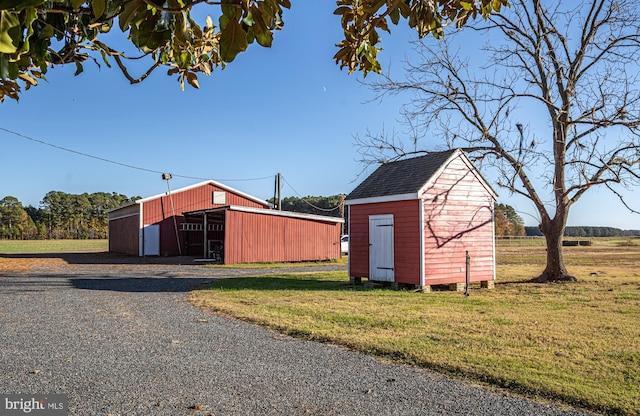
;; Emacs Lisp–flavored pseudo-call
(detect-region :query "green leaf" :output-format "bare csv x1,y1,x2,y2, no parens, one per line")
7,58,16,77
0,0,45,11
242,11,254,27
70,0,84,9
253,24,272,47
221,0,239,21
389,7,400,25
460,2,473,11
74,61,84,76
92,0,105,18
0,52,8,78
17,6,36,56
0,10,19,54
174,14,188,43
219,18,248,62
119,1,145,31
38,23,53,40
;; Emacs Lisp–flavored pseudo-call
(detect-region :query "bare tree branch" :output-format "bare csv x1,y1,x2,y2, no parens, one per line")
358,0,640,281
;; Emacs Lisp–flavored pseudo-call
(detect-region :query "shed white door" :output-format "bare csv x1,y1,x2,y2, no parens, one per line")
369,214,394,282
143,224,160,256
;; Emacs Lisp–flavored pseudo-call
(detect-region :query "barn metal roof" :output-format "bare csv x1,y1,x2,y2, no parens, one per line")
346,149,497,204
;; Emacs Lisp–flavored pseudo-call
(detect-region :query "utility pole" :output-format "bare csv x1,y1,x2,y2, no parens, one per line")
273,173,282,210
163,173,182,256
339,194,346,235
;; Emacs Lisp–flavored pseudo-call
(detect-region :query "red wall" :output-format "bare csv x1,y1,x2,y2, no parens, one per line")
143,183,265,224
224,210,342,264
421,157,495,285
142,183,266,256
348,200,422,284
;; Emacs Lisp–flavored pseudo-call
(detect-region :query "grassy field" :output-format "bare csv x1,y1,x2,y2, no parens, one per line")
190,239,640,415
0,239,108,253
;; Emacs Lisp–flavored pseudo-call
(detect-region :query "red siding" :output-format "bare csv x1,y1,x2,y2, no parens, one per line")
421,156,495,284
108,214,139,255
348,200,422,284
224,210,341,264
142,183,266,256
142,183,265,224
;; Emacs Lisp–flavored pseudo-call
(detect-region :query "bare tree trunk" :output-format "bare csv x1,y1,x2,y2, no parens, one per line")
533,217,576,282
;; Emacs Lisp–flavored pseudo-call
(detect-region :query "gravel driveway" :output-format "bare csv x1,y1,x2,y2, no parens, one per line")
0,254,591,415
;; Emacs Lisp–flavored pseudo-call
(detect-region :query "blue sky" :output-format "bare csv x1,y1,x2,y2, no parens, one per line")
1,1,638,230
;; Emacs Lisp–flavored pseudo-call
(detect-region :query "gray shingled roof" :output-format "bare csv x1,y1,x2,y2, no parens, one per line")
346,149,458,200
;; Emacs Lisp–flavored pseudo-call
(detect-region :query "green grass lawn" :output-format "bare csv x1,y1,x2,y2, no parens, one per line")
190,240,640,416
0,239,108,253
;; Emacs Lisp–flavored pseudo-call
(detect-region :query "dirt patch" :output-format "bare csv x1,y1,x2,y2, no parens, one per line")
0,252,197,274
0,257,68,273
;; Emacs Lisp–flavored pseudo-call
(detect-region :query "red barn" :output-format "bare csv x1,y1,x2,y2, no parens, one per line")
346,149,497,291
108,180,343,263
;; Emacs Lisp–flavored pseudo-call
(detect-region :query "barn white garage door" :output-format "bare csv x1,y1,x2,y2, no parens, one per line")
369,214,394,282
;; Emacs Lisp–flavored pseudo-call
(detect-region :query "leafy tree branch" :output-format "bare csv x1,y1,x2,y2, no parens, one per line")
0,0,507,101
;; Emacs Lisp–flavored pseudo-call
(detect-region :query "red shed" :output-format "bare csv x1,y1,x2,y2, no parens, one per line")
346,149,497,290
108,180,343,262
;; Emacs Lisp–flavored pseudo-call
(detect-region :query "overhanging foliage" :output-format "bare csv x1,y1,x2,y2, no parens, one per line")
0,0,508,101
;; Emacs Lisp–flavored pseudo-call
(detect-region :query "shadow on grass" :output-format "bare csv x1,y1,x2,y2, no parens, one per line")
199,275,362,292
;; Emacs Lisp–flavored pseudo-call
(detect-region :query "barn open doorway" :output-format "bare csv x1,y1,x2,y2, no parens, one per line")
181,209,226,262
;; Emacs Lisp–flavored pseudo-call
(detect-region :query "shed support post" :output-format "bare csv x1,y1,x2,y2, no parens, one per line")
464,250,470,296
418,285,431,293
203,213,208,258
481,280,495,289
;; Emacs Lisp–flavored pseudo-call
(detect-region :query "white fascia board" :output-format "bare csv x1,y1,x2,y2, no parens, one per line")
227,205,344,224
415,149,499,200
416,149,461,197
138,203,144,257
419,198,425,288
345,193,418,206
136,180,271,207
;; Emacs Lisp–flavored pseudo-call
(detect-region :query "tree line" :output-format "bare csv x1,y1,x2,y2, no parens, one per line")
0,192,137,240
525,226,640,238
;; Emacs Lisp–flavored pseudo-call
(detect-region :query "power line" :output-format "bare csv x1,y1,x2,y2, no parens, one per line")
280,174,342,212
0,126,272,183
